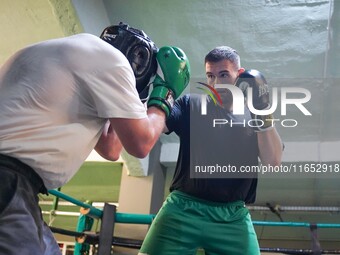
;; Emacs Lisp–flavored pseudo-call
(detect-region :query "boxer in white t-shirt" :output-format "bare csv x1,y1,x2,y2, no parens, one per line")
0,22,190,255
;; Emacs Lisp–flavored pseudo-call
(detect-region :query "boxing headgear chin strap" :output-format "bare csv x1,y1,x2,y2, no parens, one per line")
100,22,158,102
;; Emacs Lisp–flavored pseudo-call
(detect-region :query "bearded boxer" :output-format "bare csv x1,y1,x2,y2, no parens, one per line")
0,22,190,255
139,46,282,255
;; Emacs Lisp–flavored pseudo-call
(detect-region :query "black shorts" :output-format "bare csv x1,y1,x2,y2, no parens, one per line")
0,154,60,255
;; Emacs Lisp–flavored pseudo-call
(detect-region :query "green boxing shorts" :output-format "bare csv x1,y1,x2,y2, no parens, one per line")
138,191,260,255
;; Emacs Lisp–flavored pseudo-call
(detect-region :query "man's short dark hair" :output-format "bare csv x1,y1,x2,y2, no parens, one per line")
205,46,241,70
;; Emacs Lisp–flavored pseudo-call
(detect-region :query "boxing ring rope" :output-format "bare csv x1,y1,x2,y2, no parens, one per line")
48,189,155,224
46,189,340,254
248,205,340,213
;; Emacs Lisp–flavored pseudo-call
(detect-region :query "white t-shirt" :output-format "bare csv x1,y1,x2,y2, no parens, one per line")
0,33,147,189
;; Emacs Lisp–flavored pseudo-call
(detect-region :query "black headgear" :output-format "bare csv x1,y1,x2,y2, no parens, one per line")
100,22,158,101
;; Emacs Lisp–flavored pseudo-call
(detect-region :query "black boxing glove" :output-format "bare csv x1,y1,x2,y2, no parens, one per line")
235,69,274,131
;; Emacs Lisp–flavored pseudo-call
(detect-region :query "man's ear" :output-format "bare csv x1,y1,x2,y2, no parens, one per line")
238,68,245,75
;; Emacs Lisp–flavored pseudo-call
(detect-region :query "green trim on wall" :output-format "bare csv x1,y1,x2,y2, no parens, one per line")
48,0,84,36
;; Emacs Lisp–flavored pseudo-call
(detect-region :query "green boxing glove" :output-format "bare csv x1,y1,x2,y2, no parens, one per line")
147,46,190,117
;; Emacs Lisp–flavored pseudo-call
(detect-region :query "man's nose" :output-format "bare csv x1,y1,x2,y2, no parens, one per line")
214,77,224,87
